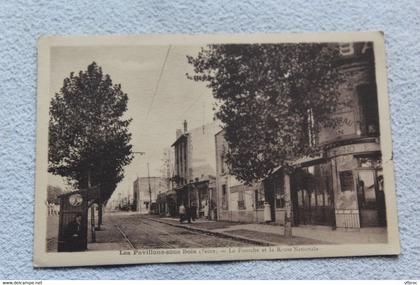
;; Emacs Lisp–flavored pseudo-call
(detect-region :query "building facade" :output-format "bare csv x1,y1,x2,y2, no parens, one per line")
216,42,386,229
215,130,268,223
132,177,167,214
171,120,220,219
290,42,385,229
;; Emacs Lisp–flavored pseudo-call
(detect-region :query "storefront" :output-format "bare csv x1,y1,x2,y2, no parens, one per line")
175,179,215,219
354,153,386,227
156,190,178,217
291,161,335,227
290,140,386,229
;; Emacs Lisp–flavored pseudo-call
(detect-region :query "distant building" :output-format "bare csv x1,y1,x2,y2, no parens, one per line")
156,147,175,216
171,120,220,219
133,177,167,214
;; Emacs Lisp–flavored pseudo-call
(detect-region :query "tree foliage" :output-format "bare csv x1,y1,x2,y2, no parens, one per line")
188,44,346,184
49,62,133,202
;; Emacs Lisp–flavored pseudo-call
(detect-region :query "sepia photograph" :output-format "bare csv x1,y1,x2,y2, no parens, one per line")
33,32,400,267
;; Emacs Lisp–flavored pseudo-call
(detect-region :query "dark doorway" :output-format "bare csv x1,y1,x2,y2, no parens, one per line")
292,163,335,227
263,172,284,222
356,156,386,227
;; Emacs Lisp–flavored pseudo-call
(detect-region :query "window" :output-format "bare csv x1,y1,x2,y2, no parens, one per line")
275,194,284,208
238,190,246,210
220,145,228,174
255,189,265,209
183,143,187,182
294,163,333,208
221,184,228,210
357,84,379,136
220,152,225,174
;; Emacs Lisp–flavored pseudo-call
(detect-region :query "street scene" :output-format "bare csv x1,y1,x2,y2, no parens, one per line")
47,210,387,252
44,38,390,255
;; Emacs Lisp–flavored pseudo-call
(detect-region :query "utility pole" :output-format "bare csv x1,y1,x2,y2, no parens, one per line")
147,162,152,213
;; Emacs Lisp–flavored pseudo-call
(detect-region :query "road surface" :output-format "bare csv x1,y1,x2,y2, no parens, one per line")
107,213,252,249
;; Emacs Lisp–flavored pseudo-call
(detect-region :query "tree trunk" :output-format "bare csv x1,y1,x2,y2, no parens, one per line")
90,205,96,242
283,171,292,238
97,203,103,230
88,169,96,242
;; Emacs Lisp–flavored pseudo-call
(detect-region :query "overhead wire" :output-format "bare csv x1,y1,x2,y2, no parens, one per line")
145,45,172,120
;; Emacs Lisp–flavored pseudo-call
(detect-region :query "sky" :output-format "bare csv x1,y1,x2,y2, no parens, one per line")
48,45,217,200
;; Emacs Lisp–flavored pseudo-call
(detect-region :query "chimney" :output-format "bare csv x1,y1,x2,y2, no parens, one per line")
176,129,182,139
183,120,188,133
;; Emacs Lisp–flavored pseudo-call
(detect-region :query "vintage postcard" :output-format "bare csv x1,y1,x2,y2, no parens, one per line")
34,32,400,267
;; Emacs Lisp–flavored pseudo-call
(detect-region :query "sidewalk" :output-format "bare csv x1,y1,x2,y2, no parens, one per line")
87,215,133,251
46,215,59,252
150,216,387,246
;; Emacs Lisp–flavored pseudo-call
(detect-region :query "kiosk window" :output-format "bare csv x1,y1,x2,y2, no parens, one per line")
339,171,354,192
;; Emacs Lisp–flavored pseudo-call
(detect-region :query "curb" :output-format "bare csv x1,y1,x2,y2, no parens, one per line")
148,218,277,247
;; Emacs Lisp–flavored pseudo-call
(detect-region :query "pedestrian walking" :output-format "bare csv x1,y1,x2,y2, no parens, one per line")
203,201,209,220
47,201,52,216
179,204,187,223
50,202,55,216
190,201,197,221
264,201,271,223
54,203,60,216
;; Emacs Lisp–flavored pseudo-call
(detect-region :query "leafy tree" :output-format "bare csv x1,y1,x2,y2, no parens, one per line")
48,62,133,210
188,44,348,237
188,44,346,184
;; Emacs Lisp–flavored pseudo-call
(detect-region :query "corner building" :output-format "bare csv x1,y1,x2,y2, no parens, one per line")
290,42,385,228
216,42,386,229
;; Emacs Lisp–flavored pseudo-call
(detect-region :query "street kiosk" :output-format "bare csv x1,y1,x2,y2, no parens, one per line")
57,187,99,252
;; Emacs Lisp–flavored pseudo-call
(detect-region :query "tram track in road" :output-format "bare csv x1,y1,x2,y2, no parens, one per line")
114,224,135,249
134,219,178,248
107,214,252,249
108,214,143,249
112,215,177,249
139,218,204,248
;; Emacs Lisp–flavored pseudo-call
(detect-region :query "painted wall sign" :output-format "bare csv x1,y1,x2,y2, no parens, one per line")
318,111,357,144
328,142,380,158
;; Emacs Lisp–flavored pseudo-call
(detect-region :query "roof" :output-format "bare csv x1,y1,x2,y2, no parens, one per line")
214,129,225,137
171,133,188,147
